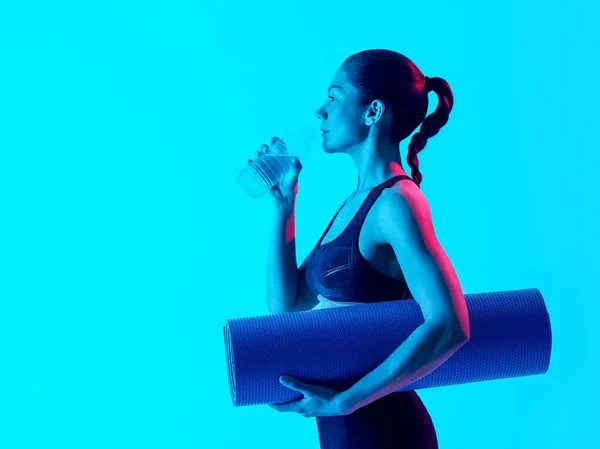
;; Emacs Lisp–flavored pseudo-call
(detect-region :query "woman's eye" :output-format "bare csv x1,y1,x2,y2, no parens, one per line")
328,96,335,101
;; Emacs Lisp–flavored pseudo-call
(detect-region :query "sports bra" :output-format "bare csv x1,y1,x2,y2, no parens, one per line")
305,175,415,304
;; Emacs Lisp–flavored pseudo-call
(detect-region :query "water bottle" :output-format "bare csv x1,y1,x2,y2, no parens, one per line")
237,125,319,199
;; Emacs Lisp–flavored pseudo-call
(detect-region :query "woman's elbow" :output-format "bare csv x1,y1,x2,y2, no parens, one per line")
434,315,470,344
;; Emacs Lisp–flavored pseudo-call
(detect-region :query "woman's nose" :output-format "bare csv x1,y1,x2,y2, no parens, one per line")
315,106,326,120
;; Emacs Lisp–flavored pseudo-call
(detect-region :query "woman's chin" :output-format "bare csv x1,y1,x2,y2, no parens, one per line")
321,141,334,153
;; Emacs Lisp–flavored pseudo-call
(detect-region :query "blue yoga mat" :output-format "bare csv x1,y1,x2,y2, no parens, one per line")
223,288,552,407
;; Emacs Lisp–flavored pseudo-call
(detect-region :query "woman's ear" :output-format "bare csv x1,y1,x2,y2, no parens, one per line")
364,100,386,126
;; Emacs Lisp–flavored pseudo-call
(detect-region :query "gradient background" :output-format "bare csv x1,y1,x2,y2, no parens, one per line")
1,1,598,448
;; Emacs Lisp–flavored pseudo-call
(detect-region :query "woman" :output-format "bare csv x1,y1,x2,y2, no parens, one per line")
255,49,470,449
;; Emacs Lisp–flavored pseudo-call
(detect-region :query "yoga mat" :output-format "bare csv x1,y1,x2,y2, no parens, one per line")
223,288,552,407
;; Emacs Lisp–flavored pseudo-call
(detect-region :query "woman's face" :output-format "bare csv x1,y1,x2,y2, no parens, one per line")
314,68,369,154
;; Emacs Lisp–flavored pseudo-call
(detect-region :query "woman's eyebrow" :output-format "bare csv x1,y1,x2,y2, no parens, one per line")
328,85,343,92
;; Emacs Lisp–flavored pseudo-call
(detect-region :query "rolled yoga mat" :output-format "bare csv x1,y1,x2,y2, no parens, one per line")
223,288,552,407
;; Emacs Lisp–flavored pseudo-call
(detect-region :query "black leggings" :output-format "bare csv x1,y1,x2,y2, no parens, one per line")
316,390,438,449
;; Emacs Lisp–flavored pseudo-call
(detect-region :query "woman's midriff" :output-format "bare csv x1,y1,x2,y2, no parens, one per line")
312,294,367,310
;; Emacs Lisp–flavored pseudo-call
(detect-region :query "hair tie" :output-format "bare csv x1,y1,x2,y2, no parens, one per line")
424,76,431,92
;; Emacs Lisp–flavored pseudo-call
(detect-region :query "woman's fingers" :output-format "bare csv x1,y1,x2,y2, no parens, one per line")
248,138,282,163
250,143,271,161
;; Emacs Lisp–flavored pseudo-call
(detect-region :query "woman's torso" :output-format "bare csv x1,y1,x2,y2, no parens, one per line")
308,175,439,448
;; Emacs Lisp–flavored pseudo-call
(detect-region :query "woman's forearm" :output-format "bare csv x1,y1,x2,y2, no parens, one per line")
336,321,468,413
265,204,299,315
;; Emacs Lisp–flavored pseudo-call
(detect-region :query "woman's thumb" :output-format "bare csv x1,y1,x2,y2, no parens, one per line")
290,159,302,180
293,157,303,173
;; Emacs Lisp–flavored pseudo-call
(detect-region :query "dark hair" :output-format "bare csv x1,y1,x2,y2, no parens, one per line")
342,49,454,188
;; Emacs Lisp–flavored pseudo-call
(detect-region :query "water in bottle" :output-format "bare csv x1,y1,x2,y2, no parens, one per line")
237,125,319,199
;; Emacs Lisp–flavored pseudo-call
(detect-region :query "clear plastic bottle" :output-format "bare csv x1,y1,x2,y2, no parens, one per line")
237,125,319,199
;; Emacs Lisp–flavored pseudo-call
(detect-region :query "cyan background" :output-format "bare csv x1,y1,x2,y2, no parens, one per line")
0,1,598,448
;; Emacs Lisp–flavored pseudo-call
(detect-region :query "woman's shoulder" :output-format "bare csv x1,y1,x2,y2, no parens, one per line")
373,178,435,242
382,176,428,208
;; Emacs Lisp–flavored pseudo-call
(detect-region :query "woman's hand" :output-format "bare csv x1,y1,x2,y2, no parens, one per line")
247,137,303,210
268,376,353,418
